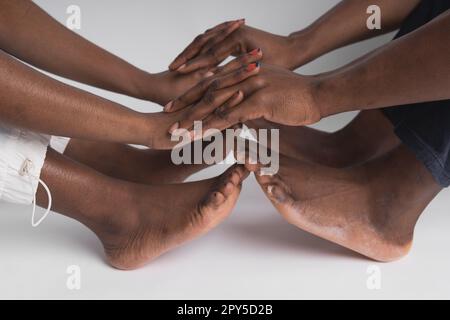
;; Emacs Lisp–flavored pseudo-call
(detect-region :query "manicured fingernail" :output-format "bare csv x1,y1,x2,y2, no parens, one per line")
250,48,261,56
246,62,260,72
164,101,173,112
204,71,215,78
169,122,179,134
177,64,186,71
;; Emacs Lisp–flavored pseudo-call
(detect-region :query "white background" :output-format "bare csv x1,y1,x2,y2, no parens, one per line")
0,0,449,299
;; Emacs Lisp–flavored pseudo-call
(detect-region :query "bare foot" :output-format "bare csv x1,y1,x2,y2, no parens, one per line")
247,110,400,167
37,149,248,270
251,146,441,262
94,164,248,269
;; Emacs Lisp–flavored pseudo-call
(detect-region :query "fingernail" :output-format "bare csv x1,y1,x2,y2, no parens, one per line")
267,185,274,195
246,62,259,72
177,64,186,71
249,48,261,56
204,71,215,78
169,122,179,134
164,101,173,112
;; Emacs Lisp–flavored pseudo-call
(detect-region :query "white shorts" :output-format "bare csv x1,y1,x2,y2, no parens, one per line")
0,123,70,205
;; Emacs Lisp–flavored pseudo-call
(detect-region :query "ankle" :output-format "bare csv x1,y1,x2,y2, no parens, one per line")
89,181,141,239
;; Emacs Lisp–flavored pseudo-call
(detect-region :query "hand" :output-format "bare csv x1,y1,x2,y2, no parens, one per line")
169,21,302,73
134,68,215,106
140,50,264,150
144,109,238,151
164,49,263,112
166,63,322,134
144,109,194,150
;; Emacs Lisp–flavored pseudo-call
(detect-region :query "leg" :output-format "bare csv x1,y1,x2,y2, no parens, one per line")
248,109,400,167
251,145,442,262
63,139,212,184
36,148,248,269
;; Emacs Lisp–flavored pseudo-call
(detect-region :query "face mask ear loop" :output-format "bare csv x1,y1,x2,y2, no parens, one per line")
15,159,53,227
31,177,52,228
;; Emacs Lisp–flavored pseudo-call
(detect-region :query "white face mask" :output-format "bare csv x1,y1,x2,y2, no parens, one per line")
18,158,52,227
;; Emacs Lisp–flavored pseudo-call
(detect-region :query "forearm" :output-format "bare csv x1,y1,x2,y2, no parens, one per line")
314,11,450,117
0,50,151,146
289,0,421,68
0,0,157,100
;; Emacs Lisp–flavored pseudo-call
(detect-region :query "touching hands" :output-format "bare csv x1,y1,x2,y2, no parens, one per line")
169,20,302,73
134,68,214,106
142,50,264,149
145,21,324,148
165,59,322,135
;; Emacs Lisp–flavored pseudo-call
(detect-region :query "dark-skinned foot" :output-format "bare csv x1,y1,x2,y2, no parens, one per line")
246,109,400,167
250,146,441,262
97,165,249,270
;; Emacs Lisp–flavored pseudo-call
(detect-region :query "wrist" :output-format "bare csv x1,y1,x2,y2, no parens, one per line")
130,69,161,102
287,26,323,69
309,72,348,119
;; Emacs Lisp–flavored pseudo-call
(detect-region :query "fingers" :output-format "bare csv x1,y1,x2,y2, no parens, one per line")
219,48,262,74
178,89,245,132
175,35,239,74
165,59,261,113
202,97,264,134
198,21,243,56
169,19,245,71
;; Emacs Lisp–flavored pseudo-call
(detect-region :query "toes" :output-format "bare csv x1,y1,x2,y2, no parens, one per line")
234,143,262,173
216,165,248,198
223,164,250,186
266,183,292,204
202,165,249,210
230,164,250,183
255,173,294,205
254,169,280,185
209,190,227,207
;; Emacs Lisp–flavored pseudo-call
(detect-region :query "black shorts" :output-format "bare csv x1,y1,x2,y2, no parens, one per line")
381,0,450,187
